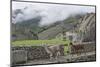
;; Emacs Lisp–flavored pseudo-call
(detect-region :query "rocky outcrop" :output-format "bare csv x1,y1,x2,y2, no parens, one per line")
77,13,96,42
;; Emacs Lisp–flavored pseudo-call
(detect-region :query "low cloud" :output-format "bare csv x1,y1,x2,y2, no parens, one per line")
12,1,95,26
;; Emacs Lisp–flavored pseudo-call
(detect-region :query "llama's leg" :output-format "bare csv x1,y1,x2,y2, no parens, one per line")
56,51,61,60
56,52,58,59
50,53,53,60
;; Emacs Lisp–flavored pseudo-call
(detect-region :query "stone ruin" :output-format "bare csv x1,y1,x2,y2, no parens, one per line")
11,45,64,64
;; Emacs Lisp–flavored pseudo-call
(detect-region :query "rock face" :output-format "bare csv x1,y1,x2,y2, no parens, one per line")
64,13,96,43
78,13,96,42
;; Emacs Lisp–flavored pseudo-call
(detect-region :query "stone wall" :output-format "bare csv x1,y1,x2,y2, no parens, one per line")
12,45,64,64
70,42,96,54
11,42,95,64
11,50,27,64
27,46,49,60
12,46,50,63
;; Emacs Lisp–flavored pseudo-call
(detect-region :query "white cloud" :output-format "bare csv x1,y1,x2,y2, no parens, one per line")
12,1,95,26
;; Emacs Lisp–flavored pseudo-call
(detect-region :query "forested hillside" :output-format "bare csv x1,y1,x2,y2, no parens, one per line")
11,13,95,42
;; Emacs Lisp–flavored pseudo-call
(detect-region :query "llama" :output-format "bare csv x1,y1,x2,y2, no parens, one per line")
70,42,85,56
44,44,64,60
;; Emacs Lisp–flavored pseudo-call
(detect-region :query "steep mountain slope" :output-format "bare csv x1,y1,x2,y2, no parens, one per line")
11,16,42,40
11,13,96,41
78,13,96,42
38,15,83,40
38,13,96,42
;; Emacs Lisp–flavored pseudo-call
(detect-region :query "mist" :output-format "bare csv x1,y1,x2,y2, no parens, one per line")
12,1,95,26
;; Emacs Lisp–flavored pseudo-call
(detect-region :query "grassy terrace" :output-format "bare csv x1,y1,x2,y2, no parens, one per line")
11,39,70,46
11,40,71,55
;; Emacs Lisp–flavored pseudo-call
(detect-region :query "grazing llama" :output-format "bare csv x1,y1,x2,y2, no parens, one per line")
44,44,64,60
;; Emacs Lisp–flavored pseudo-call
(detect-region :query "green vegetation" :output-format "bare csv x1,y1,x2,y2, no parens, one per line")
11,14,83,41
12,39,71,55
64,16,78,24
64,46,69,55
12,39,70,46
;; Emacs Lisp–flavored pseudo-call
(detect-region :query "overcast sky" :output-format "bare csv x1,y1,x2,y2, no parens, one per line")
12,1,95,26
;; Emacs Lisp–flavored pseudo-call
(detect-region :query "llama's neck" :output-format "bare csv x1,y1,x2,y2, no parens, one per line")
44,46,51,54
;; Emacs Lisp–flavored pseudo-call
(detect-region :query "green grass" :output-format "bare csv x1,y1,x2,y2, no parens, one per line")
12,40,70,46
11,39,71,55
